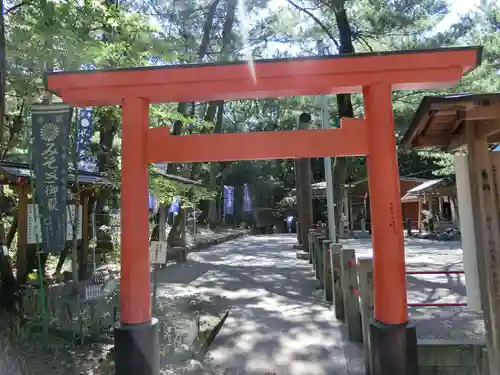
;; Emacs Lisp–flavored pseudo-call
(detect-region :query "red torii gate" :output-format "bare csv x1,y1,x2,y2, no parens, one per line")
46,46,481,375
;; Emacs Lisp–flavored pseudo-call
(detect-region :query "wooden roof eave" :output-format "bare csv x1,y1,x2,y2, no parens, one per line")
402,93,500,151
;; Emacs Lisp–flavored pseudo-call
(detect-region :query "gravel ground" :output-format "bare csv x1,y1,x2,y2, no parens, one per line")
342,237,485,342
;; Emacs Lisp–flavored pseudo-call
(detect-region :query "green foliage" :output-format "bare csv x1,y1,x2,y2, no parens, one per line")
2,0,500,218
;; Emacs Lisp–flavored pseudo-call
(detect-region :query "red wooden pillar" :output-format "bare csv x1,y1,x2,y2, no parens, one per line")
114,97,159,375
363,83,417,375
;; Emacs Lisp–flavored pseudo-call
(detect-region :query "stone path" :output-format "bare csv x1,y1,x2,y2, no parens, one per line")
155,234,485,375
156,235,364,375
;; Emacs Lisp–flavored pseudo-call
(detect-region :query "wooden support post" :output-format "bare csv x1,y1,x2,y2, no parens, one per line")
316,236,326,288
341,248,363,342
349,196,354,236
364,83,415,375
358,256,375,375
308,229,315,264
417,198,422,232
406,218,412,237
16,184,28,284
331,243,344,321
119,97,151,324
79,193,90,280
295,220,301,245
466,124,500,374
114,97,159,375
322,239,333,302
311,232,317,271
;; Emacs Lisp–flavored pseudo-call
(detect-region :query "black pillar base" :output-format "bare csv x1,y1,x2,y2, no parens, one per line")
114,318,160,375
369,320,419,375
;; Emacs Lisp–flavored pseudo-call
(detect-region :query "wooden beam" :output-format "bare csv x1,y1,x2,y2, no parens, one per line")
466,126,500,374
446,120,500,151
433,103,500,121
147,118,369,163
412,135,448,148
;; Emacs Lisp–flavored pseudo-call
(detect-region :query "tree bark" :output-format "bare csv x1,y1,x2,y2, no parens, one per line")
206,0,237,226
95,0,120,254
95,108,119,253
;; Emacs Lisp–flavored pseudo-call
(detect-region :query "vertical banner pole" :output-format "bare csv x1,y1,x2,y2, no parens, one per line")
317,40,337,243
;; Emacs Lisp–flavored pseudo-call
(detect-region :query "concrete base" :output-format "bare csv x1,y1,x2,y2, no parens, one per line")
115,318,160,375
296,251,309,260
418,340,487,375
370,320,418,375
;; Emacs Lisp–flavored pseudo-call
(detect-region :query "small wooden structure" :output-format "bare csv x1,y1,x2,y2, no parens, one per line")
400,177,458,231
303,176,428,230
0,161,113,282
150,167,210,259
401,92,500,375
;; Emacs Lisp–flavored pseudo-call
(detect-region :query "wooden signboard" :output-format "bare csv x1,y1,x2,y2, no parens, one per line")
150,241,168,265
27,204,83,244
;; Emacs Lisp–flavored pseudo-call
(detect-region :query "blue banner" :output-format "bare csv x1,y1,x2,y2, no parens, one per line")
76,107,97,172
223,185,234,215
31,104,73,254
243,183,252,212
149,192,159,215
169,196,180,215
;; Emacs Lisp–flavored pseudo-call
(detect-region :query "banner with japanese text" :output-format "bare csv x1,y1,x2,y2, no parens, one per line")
223,185,234,215
31,104,72,253
243,183,252,212
76,107,97,172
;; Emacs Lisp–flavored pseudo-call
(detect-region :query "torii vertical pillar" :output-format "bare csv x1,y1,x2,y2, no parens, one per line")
363,83,418,375
114,97,160,375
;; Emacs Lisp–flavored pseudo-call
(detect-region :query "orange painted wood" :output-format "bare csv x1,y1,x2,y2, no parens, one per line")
147,118,368,163
46,48,479,106
42,46,481,327
364,83,408,325
120,97,151,324
58,67,463,106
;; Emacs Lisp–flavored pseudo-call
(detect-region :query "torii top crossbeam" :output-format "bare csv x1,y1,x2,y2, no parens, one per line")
47,47,481,107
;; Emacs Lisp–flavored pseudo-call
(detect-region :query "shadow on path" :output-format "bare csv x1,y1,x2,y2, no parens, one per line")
155,235,364,375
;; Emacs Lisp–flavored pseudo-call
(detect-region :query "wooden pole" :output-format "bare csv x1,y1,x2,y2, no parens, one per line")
465,125,500,374
296,113,314,250
363,83,416,375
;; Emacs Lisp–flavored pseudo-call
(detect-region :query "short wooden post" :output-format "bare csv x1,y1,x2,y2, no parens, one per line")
406,218,412,237
322,239,333,302
296,221,301,243
308,229,315,264
311,232,319,272
340,248,363,342
331,244,344,321
358,256,374,375
316,236,326,288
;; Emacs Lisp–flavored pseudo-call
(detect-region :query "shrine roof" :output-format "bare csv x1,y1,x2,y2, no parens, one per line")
0,161,113,185
402,92,500,151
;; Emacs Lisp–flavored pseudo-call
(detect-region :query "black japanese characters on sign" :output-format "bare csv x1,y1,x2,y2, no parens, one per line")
31,104,72,254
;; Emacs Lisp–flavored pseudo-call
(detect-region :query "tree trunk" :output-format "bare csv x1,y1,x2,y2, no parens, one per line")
207,0,237,226
332,1,355,238
0,0,5,149
95,108,119,253
95,0,120,255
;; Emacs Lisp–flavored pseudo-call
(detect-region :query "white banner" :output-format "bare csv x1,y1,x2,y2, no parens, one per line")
150,241,168,265
27,204,83,244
